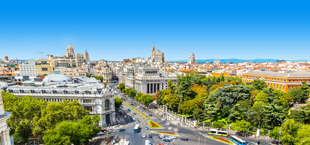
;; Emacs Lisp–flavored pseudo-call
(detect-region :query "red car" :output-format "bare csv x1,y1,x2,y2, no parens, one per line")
101,129,107,132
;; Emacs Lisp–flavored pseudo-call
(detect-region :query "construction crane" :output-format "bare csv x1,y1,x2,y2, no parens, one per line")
37,52,43,59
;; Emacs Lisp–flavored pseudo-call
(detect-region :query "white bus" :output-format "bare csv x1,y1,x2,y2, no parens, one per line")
134,124,140,133
145,140,152,145
230,135,246,145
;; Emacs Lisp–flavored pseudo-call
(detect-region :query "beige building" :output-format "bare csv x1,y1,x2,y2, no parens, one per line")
35,45,90,76
35,59,54,76
149,44,165,63
58,68,87,77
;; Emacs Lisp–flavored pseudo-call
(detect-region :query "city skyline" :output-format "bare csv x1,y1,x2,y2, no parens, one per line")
0,0,309,61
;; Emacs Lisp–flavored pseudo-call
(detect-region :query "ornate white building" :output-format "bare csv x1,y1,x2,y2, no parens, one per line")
102,62,113,83
122,66,177,95
0,89,12,145
188,53,197,65
149,44,164,63
7,73,115,126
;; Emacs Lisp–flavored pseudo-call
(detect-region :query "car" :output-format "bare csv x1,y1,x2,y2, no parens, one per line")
149,114,152,116
142,133,146,138
133,113,136,115
163,138,171,142
169,136,177,139
137,120,140,123
101,129,107,132
166,122,170,125
120,106,123,108
119,129,126,132
96,131,105,136
181,138,188,141
145,126,148,130
168,127,172,130
148,134,153,138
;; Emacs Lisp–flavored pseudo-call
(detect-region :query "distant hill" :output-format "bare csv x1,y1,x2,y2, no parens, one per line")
167,58,310,63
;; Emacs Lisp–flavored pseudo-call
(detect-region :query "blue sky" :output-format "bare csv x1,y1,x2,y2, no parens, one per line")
0,0,309,61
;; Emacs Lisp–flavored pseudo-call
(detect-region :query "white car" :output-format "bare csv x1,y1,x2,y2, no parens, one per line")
96,131,105,136
161,118,165,121
168,126,172,130
169,136,177,139
166,122,170,125
142,133,146,138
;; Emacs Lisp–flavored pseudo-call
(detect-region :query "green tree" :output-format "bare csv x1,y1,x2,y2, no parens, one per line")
250,101,267,132
86,73,92,78
32,100,89,135
297,124,310,145
212,121,225,129
208,85,251,109
231,120,251,135
254,91,268,103
117,83,125,92
280,119,301,145
94,75,103,82
2,91,47,144
204,102,219,121
43,115,100,145
269,126,280,140
228,100,252,123
192,108,206,122
289,81,310,103
179,99,198,115
263,100,288,129
141,94,154,106
115,96,123,108
251,79,267,91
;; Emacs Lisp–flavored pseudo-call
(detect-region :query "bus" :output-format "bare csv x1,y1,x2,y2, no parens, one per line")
208,129,228,136
230,135,247,145
145,140,152,145
208,129,217,135
134,124,140,133
218,130,228,136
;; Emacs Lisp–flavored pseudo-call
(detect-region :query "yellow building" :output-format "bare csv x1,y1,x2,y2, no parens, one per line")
35,59,54,76
242,71,310,92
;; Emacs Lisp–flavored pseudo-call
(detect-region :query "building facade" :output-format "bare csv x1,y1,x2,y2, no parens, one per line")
150,44,164,63
188,53,197,65
242,71,310,92
7,74,115,126
122,66,177,95
102,63,113,83
20,60,36,77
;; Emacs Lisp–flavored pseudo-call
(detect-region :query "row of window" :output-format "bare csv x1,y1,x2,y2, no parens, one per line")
145,71,157,74
244,75,310,83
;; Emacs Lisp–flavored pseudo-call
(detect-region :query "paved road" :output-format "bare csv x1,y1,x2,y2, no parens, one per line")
115,91,226,145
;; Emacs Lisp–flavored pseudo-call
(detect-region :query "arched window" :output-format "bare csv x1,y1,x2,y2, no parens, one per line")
105,99,110,111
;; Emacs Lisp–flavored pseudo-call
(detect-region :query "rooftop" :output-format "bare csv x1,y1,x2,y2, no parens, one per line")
244,71,310,77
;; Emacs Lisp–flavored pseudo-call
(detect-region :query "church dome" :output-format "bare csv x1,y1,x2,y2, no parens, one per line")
43,74,72,83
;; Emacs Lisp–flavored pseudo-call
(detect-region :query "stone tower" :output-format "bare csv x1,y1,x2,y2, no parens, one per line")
84,49,90,62
66,45,75,58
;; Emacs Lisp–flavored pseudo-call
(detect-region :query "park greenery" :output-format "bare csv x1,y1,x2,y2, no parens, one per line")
118,83,154,106
118,73,310,145
1,91,100,145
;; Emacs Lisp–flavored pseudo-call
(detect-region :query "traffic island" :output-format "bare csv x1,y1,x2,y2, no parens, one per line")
207,136,233,145
151,131,179,136
148,120,163,129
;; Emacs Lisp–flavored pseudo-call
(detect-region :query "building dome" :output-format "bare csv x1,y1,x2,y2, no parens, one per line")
43,74,72,83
